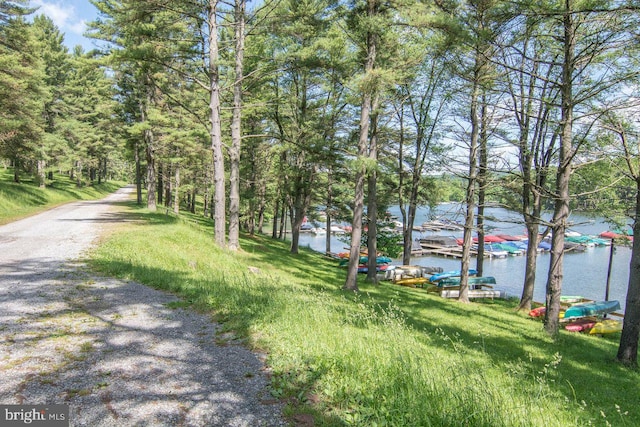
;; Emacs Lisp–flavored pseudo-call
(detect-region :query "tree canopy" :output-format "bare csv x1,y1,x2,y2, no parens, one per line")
2,0,640,363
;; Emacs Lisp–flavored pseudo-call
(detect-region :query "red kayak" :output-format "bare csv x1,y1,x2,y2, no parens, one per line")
529,306,546,317
565,318,597,332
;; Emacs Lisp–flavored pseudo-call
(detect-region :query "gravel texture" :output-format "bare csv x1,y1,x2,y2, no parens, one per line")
0,186,286,426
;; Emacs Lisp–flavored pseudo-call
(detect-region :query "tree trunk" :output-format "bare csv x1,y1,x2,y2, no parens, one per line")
76,161,83,188
544,1,574,336
37,159,45,188
228,0,246,251
476,99,488,276
459,49,483,303
164,163,172,208
135,141,142,205
325,173,334,255
173,163,180,214
157,163,164,205
278,202,286,240
290,179,309,254
366,98,380,283
366,169,378,283
272,198,279,239
616,180,640,366
256,179,267,235
344,0,378,292
209,0,225,247
140,94,156,211
145,134,156,211
13,159,20,183
519,222,540,311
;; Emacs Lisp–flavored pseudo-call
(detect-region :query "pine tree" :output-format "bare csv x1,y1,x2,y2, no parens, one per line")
0,13,46,182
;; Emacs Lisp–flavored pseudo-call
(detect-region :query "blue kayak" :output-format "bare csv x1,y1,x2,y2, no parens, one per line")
429,269,478,283
563,300,621,319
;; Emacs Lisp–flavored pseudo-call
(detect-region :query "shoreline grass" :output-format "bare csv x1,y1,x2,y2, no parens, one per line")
0,168,125,225
88,204,639,426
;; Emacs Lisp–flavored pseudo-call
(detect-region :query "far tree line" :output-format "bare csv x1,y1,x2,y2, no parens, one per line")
2,0,640,365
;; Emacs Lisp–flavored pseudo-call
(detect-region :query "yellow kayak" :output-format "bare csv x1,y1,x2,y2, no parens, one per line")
394,277,429,287
589,319,623,334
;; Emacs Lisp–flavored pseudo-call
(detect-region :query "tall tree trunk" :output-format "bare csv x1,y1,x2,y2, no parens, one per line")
545,1,574,336
516,56,555,312
37,159,45,188
397,108,411,266
344,0,378,292
459,49,483,303
76,161,83,188
12,158,20,183
278,202,286,239
135,141,142,205
157,163,164,205
272,198,279,239
617,179,640,366
476,99,488,276
255,175,267,236
366,98,380,283
140,94,156,211
228,0,246,251
290,174,314,254
145,140,156,211
209,0,225,247
173,163,180,214
164,163,172,208
325,173,334,255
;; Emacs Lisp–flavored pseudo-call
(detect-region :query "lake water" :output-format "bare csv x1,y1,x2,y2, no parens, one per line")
296,205,633,313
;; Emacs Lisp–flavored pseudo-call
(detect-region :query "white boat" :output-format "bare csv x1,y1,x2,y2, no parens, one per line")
329,225,346,234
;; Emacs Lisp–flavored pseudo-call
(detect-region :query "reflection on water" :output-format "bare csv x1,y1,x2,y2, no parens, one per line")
295,206,632,313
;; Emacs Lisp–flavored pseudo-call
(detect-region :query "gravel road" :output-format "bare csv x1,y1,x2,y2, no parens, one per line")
0,186,286,426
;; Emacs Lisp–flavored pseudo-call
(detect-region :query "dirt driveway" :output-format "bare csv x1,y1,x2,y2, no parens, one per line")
0,186,285,426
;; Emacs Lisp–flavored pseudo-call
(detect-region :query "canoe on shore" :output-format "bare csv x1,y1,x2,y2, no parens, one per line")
435,276,497,287
560,295,584,304
563,300,621,319
429,269,478,283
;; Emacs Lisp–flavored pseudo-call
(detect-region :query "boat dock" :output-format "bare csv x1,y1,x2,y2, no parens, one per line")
418,242,480,259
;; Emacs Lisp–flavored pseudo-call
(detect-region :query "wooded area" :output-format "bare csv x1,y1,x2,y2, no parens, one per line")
2,0,640,364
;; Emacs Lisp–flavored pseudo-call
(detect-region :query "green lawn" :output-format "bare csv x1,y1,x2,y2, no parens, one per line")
0,168,125,225
88,204,639,427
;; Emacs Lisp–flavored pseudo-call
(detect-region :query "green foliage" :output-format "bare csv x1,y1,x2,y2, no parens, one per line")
0,15,46,170
0,168,125,225
436,174,466,202
339,219,403,258
89,205,640,426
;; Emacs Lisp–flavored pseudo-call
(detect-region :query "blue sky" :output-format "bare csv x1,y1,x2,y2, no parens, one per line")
30,0,99,51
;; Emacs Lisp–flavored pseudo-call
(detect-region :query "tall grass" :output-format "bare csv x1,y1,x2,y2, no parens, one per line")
90,205,638,426
0,168,124,224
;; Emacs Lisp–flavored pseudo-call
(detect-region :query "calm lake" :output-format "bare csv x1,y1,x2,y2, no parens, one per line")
297,205,633,313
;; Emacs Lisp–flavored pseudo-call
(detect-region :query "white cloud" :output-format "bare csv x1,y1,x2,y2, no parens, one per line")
31,0,85,36
68,19,87,35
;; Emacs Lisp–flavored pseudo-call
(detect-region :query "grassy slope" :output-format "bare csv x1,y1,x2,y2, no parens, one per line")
88,203,639,427
0,169,125,225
